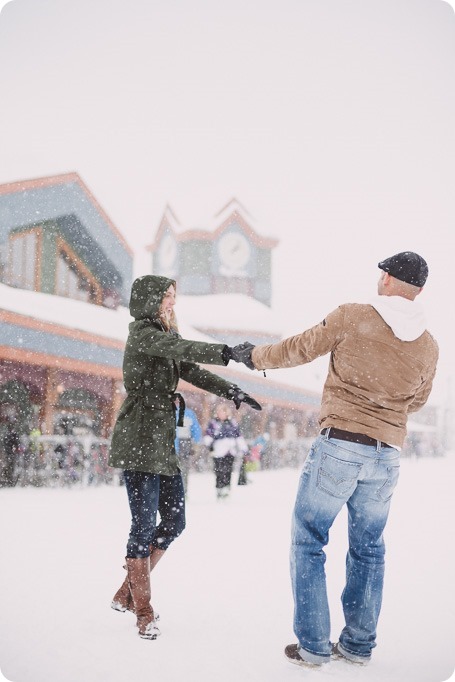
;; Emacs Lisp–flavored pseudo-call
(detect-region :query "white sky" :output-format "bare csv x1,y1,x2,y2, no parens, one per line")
0,0,454,403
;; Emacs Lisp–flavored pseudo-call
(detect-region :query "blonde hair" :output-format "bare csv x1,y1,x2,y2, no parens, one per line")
159,308,179,333
158,283,179,332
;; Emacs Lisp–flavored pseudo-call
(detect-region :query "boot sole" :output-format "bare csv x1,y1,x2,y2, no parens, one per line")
139,632,160,640
284,654,322,669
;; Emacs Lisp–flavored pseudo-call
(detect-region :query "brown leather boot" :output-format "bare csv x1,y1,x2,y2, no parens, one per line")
126,557,161,640
111,569,133,613
111,547,166,614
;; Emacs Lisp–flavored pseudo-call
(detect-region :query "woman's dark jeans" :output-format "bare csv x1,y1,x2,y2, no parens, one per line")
124,470,186,558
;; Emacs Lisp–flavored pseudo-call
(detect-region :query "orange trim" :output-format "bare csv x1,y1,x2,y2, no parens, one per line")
0,172,134,256
0,309,125,350
178,230,216,242
177,362,321,410
200,364,321,400
0,173,79,196
177,379,316,412
0,346,122,379
213,212,278,249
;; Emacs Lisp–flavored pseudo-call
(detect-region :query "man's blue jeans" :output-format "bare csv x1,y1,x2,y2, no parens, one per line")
291,431,400,665
124,470,186,558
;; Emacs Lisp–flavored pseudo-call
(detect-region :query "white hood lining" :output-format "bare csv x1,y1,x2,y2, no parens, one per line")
370,295,427,342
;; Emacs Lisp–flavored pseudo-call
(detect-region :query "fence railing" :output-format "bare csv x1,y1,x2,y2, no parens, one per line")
0,431,446,489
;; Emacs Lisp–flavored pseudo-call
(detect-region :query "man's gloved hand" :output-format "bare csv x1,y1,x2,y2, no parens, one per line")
228,386,262,411
228,342,256,370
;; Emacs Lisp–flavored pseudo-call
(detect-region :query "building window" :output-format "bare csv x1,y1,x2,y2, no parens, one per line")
55,241,101,304
8,229,40,290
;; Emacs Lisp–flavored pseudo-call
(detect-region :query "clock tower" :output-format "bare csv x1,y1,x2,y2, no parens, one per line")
148,199,278,306
217,231,252,274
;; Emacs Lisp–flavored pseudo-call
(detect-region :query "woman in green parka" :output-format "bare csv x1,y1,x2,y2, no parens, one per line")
109,275,261,640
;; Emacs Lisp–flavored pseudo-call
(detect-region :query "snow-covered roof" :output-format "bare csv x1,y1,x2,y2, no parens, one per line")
0,282,130,342
0,284,282,345
175,293,282,336
0,285,283,344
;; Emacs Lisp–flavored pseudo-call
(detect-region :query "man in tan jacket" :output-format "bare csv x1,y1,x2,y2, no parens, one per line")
229,251,438,669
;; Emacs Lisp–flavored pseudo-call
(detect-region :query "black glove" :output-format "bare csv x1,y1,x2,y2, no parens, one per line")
228,342,256,370
222,345,233,365
228,386,262,411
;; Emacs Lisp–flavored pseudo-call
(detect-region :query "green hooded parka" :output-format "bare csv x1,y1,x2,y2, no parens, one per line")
108,275,238,475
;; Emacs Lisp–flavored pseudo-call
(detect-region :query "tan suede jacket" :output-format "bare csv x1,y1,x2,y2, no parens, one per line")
251,303,438,448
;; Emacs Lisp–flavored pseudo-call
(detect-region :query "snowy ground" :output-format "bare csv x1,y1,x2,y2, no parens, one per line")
0,456,454,682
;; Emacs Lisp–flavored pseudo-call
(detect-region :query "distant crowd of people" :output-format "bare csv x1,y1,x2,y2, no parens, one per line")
0,430,113,488
0,418,309,489
0,415,442,490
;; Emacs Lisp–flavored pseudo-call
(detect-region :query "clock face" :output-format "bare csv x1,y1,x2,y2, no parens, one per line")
218,232,251,270
158,234,177,270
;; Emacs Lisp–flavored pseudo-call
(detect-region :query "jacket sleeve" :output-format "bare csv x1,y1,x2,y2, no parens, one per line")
407,364,438,414
135,328,228,365
251,306,345,370
179,361,236,399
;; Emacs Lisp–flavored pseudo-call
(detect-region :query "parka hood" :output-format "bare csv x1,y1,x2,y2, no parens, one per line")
129,275,176,321
370,294,427,342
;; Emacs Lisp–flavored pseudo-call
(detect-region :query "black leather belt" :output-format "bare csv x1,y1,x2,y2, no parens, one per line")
321,427,388,448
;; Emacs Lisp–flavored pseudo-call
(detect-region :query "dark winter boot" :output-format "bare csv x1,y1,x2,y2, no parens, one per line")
126,557,160,640
331,642,370,665
237,460,248,485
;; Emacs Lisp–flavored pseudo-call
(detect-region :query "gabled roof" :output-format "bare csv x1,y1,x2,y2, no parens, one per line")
214,197,253,221
147,198,278,251
0,172,133,255
0,172,134,304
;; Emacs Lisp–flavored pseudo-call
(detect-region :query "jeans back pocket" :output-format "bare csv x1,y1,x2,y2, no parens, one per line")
377,464,400,502
317,452,362,498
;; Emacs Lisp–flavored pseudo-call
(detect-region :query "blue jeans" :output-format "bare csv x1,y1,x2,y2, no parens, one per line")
291,432,400,664
124,470,186,558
